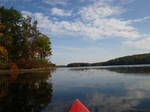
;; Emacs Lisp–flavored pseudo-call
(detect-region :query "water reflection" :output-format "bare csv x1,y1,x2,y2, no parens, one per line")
0,71,53,112
1,67,150,112
86,78,150,112
86,92,139,112
103,67,150,74
86,86,150,112
44,67,150,112
69,66,150,74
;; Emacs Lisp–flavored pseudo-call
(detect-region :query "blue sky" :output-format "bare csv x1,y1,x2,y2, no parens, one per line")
1,0,150,65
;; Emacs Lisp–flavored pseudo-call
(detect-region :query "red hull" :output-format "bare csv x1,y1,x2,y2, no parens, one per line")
67,99,90,112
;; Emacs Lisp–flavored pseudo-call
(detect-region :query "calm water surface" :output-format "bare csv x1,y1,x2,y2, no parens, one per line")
1,66,150,112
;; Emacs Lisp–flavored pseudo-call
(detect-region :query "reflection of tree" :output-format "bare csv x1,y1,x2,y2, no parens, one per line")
103,67,150,74
69,68,92,71
69,66,150,75
0,71,53,112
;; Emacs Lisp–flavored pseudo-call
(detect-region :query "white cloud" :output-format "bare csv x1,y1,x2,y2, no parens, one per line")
125,37,150,50
76,0,142,40
127,16,150,23
42,0,68,6
22,11,32,18
79,2,123,21
53,45,81,51
51,8,72,16
22,0,150,41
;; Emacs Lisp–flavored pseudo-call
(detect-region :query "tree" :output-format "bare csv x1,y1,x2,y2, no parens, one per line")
33,34,51,59
0,46,8,62
0,7,23,61
0,7,53,69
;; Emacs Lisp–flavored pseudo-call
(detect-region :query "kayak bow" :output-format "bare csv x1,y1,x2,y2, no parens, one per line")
67,99,90,112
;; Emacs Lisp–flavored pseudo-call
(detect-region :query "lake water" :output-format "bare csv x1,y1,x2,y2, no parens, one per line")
1,66,150,112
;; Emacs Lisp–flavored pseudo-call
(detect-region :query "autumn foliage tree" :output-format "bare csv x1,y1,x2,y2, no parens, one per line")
0,46,8,68
0,7,53,69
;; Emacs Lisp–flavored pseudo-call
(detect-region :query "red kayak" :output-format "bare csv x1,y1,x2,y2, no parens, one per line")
67,99,90,112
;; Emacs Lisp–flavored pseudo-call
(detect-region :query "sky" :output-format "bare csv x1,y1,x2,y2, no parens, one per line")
1,0,150,65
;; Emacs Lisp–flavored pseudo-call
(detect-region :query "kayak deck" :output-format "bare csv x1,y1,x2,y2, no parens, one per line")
67,99,90,112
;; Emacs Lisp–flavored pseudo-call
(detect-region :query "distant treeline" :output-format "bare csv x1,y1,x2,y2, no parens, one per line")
67,63,91,67
67,53,150,67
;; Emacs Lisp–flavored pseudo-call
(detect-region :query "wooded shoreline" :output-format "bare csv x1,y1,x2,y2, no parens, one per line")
0,67,56,74
67,53,150,67
0,7,54,70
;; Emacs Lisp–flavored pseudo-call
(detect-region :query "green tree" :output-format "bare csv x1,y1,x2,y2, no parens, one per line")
0,6,23,62
0,7,53,69
33,34,51,59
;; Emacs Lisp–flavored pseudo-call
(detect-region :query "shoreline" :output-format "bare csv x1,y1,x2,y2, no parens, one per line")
0,67,56,74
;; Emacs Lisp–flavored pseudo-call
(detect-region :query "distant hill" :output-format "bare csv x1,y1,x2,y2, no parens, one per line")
67,63,91,67
67,53,150,67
